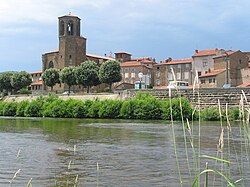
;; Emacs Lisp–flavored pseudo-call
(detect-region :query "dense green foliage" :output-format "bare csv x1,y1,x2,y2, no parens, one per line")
75,61,100,93
0,72,14,93
11,71,32,91
42,68,60,91
99,60,122,91
60,66,77,93
0,93,243,121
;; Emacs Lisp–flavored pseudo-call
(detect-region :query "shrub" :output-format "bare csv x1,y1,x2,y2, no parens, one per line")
17,88,32,95
228,108,239,121
43,99,68,118
0,102,5,116
24,99,44,117
2,102,17,116
120,99,137,119
16,100,29,117
161,99,171,120
98,100,123,119
88,100,102,118
201,107,221,121
71,100,88,118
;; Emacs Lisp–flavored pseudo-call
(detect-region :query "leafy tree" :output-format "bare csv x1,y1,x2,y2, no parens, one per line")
0,72,14,94
75,61,100,93
11,71,32,92
60,66,77,94
42,68,60,91
99,60,122,92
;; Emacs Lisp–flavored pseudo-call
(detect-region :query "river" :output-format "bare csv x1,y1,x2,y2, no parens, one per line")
0,117,249,187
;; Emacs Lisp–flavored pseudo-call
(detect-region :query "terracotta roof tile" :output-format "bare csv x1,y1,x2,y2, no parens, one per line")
30,70,43,74
213,50,238,59
86,53,114,61
199,69,225,78
155,58,192,66
193,49,217,57
44,50,59,54
120,61,152,69
237,83,250,87
31,81,43,86
115,51,132,55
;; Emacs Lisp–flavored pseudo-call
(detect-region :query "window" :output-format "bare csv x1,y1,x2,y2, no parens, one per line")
168,72,173,80
131,73,135,78
178,64,181,69
169,65,174,71
60,21,65,36
209,78,213,83
198,71,202,76
184,72,189,80
125,73,129,78
185,64,190,68
177,72,181,80
48,61,54,69
200,79,206,84
157,67,160,70
239,59,242,64
67,21,74,35
156,79,161,86
203,61,208,67
156,71,160,77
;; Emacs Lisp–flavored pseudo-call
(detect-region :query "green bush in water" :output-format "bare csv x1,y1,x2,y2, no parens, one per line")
24,99,44,117
133,98,162,120
201,107,221,121
88,99,102,118
16,100,29,117
120,99,137,119
2,102,17,116
0,102,5,116
43,99,68,118
98,99,123,119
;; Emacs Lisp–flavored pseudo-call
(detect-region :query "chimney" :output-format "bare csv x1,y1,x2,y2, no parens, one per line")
195,49,199,53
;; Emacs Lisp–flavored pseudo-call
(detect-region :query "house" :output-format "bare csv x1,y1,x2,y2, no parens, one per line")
200,50,249,87
30,71,43,91
192,48,226,77
153,58,192,88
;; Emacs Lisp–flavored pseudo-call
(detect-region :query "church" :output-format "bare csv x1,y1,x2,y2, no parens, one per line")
40,13,115,92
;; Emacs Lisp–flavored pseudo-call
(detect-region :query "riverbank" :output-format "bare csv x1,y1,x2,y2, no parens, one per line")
0,93,243,121
3,93,120,102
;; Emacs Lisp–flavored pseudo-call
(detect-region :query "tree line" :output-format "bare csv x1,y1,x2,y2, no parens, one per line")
42,60,122,93
0,60,122,95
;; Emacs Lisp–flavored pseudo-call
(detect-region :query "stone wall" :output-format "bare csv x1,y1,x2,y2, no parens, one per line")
119,88,250,108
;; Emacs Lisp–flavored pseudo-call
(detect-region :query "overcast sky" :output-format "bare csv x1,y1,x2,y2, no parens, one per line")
1,0,250,72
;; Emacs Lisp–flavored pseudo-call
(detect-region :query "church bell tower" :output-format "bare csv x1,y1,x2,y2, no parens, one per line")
58,13,86,68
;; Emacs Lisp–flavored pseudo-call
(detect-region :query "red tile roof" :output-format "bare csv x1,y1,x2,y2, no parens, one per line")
31,81,43,86
199,69,225,78
193,49,217,57
213,50,238,59
237,83,250,87
86,53,114,61
120,61,151,69
115,52,132,55
30,70,43,74
155,58,192,66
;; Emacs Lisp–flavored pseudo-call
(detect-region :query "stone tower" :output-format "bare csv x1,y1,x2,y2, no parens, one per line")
58,13,86,68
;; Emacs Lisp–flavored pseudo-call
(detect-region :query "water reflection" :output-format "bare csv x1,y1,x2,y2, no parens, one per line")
0,118,249,186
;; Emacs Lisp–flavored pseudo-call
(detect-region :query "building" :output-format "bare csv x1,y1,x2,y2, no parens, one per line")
30,71,43,91
153,58,192,88
199,50,249,87
120,60,153,87
192,48,226,77
41,13,115,93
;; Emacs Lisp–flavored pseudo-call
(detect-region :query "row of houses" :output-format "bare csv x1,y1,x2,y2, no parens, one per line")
115,48,250,89
29,14,250,92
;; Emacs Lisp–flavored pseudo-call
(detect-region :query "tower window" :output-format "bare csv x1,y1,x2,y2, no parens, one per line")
48,61,54,69
67,21,74,35
69,55,72,59
60,21,65,36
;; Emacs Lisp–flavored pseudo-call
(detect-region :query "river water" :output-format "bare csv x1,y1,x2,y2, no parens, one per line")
0,117,249,187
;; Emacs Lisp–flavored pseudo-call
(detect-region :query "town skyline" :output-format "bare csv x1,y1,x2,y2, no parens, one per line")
1,0,250,72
